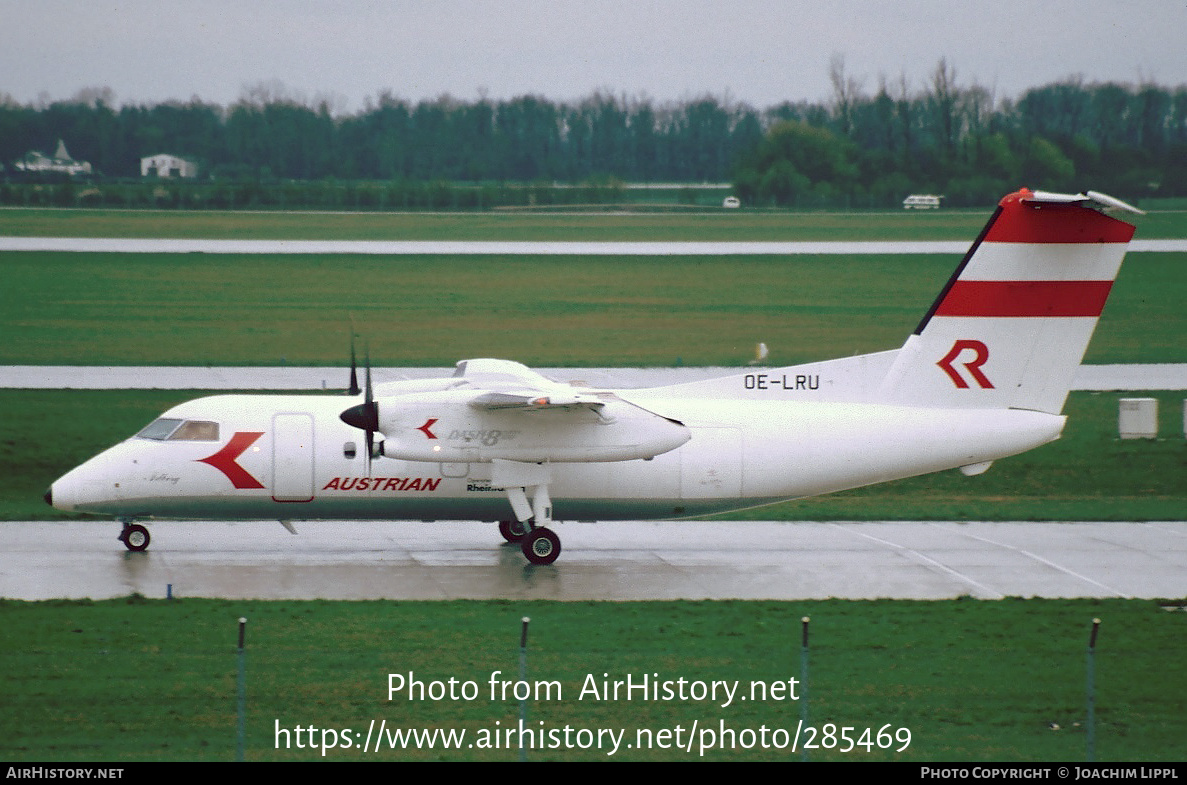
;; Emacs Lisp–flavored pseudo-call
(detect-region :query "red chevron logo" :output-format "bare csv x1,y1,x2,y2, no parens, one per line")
417,418,439,439
197,432,265,489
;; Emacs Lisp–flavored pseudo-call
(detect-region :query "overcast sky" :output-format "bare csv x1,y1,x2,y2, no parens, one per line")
3,1,1184,113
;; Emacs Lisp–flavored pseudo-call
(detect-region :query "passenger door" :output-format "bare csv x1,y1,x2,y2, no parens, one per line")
272,413,315,502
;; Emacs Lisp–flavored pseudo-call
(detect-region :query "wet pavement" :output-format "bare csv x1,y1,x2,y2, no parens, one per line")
3,520,1184,601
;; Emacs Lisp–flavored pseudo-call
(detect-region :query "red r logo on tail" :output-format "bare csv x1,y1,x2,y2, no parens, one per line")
938,340,994,389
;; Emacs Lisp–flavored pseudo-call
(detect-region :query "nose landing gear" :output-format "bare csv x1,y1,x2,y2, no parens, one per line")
119,520,150,552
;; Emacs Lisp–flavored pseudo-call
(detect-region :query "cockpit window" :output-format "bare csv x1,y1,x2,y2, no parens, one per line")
137,418,183,440
136,418,220,441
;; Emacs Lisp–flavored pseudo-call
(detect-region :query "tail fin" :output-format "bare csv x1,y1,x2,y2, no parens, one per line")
879,189,1141,414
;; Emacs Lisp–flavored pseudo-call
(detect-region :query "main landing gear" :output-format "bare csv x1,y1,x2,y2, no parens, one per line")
521,527,561,565
494,460,562,566
119,520,150,552
498,518,530,543
498,519,562,566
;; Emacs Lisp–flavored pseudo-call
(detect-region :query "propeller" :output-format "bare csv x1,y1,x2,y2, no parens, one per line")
340,342,379,474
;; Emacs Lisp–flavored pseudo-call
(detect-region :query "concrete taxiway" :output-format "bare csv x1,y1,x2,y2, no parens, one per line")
2,520,1184,601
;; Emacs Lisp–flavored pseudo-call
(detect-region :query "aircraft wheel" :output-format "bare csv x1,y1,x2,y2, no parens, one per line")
122,524,150,552
521,527,561,565
498,519,530,543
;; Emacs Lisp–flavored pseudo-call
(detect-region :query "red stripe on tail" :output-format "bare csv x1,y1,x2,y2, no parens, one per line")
933,280,1113,318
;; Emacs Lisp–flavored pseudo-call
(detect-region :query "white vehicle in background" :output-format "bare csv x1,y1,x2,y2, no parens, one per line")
903,194,942,209
722,196,741,208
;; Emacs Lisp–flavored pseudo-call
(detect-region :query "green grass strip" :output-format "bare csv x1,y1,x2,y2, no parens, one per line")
2,252,1185,366
1,597,1183,761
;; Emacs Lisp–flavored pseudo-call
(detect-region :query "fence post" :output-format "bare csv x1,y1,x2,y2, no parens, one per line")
1086,618,1100,762
518,617,530,762
236,617,247,762
801,616,810,762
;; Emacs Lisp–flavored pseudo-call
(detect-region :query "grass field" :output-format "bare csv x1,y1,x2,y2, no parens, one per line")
2,251,1185,367
2,597,1183,762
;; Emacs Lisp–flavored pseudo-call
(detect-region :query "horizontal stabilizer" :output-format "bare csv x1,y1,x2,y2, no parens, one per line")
1024,189,1145,214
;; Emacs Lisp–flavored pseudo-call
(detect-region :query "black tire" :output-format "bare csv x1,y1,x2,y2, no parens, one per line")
122,524,150,552
498,519,529,543
521,527,561,565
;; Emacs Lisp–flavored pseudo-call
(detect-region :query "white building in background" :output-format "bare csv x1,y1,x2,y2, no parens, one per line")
15,139,92,175
141,154,198,179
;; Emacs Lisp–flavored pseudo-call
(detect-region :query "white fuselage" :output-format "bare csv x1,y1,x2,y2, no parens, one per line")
50,388,1064,522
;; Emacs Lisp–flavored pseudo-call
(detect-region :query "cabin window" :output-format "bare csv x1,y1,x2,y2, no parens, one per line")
170,420,220,441
344,441,357,459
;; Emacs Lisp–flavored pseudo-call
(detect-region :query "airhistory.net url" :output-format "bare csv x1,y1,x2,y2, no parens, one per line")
274,718,912,757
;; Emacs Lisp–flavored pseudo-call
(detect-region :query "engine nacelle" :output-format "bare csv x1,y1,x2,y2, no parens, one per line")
374,390,690,463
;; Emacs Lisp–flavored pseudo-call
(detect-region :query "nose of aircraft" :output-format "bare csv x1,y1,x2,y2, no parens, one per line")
45,459,114,514
45,475,77,512
45,437,153,514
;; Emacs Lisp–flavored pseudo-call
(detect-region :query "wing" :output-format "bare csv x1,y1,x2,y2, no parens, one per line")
343,357,689,463
456,358,607,411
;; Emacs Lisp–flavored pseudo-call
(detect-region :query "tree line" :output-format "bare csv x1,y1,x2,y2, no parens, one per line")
737,58,1187,206
0,86,758,186
2,60,1184,208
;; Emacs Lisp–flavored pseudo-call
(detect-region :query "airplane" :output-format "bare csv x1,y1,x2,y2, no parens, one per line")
46,188,1143,565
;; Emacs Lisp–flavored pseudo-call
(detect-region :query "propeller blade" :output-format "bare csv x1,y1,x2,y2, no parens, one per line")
340,343,376,429
364,343,374,475
346,316,361,395
347,334,360,396
365,342,372,404
337,341,379,475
